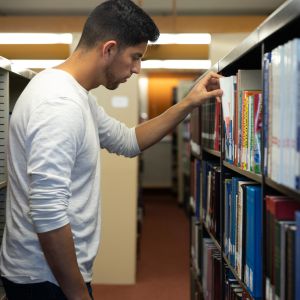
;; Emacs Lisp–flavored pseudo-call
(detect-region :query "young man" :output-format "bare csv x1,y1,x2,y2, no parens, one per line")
0,0,222,299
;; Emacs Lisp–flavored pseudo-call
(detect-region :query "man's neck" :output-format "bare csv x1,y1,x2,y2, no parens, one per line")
55,49,105,91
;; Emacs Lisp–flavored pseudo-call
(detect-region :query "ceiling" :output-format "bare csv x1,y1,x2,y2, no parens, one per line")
0,0,286,16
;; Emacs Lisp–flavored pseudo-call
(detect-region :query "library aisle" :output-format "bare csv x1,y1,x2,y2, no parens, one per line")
93,190,190,300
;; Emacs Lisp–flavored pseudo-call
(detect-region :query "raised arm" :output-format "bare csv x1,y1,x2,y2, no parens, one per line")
135,71,223,151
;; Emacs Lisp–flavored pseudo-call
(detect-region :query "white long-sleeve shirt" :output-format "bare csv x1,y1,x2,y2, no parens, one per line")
0,68,140,284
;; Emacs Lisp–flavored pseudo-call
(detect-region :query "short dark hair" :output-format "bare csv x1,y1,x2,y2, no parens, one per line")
77,0,160,49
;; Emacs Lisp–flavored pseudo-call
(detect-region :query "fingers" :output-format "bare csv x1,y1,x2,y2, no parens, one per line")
206,89,223,99
200,71,223,85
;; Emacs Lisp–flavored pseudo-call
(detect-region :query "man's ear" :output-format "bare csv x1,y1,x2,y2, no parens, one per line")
102,40,118,59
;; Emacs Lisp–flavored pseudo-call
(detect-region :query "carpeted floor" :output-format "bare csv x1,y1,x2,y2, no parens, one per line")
92,189,190,300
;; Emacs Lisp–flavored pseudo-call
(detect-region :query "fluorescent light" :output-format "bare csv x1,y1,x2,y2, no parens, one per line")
149,33,211,45
141,60,211,70
0,33,73,44
11,60,64,69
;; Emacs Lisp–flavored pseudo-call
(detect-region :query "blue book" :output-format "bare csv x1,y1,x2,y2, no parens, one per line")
296,211,300,300
224,178,232,256
245,185,262,299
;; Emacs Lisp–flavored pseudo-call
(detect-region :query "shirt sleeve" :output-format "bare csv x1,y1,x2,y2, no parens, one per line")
93,102,141,158
26,98,84,233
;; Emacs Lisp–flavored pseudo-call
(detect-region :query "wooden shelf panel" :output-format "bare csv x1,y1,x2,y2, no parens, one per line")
223,161,262,183
222,254,254,300
202,147,221,158
265,177,300,201
202,222,221,252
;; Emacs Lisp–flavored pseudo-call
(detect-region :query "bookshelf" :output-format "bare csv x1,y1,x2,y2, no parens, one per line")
176,80,194,208
0,65,33,297
188,1,300,299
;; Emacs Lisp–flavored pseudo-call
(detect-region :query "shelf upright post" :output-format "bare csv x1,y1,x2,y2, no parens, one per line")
0,69,9,184
219,88,226,300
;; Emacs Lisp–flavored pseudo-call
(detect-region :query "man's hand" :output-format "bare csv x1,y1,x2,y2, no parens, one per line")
183,71,223,108
38,224,91,300
135,71,223,151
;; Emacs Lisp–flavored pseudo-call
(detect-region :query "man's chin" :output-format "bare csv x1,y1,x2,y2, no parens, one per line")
105,82,120,90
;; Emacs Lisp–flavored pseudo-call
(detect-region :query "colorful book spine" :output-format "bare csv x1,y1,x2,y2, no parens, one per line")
253,93,262,174
241,91,249,170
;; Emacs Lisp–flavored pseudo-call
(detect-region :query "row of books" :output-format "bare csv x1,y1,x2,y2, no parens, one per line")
201,98,221,151
224,266,251,300
219,70,262,174
202,238,251,300
224,177,262,299
265,196,300,300
263,38,300,191
224,180,300,300
191,159,300,299
190,217,201,276
202,238,222,300
190,107,201,148
190,159,201,220
201,160,221,243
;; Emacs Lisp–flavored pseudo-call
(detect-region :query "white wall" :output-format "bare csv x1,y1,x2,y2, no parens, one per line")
141,136,172,188
91,75,139,284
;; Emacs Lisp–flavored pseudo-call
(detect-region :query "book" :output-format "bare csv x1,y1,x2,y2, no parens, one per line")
224,178,232,256
285,225,296,300
265,196,300,299
219,76,237,163
240,91,261,171
236,70,262,168
266,38,300,190
236,181,257,280
274,220,295,300
263,52,272,176
252,93,263,174
245,185,262,299
230,177,246,269
295,212,300,300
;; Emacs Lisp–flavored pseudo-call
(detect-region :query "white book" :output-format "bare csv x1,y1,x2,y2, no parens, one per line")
295,39,300,190
280,42,288,186
219,76,235,136
284,40,293,188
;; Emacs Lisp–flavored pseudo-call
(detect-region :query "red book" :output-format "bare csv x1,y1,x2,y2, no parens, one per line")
267,195,300,220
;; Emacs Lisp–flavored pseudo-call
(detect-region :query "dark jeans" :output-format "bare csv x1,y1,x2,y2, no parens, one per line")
1,277,94,300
